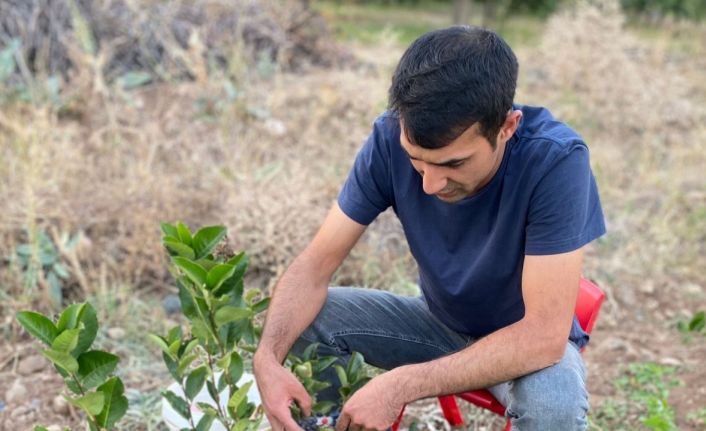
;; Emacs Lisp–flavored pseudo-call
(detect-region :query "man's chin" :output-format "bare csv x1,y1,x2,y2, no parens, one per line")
435,191,466,203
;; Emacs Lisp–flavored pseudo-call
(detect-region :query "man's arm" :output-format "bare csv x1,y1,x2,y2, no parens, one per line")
253,202,366,431
335,247,584,431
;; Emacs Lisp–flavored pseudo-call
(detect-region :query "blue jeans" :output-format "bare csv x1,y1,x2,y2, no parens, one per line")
292,287,589,431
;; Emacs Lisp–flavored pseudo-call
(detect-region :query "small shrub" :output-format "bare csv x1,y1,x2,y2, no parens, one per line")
152,222,268,430
15,302,128,430
9,228,79,307
288,346,372,431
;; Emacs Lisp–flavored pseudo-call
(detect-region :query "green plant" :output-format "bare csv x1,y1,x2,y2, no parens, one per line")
0,38,66,108
590,362,682,431
287,346,372,431
677,311,706,343
15,302,128,430
152,222,269,430
10,229,80,307
332,351,372,405
287,343,339,418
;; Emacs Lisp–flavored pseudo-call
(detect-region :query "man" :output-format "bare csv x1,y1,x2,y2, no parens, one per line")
253,26,605,431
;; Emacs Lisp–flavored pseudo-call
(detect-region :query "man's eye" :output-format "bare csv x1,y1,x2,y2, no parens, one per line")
447,162,464,168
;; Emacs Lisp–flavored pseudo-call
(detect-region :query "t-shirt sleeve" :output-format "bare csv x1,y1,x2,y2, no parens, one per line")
337,117,394,225
525,143,606,255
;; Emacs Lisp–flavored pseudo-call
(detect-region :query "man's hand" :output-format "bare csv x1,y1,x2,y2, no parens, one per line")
335,371,405,431
254,355,311,431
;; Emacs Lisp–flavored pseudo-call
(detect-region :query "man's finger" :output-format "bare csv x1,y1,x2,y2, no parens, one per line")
291,386,313,417
279,412,305,431
267,414,283,431
335,411,351,431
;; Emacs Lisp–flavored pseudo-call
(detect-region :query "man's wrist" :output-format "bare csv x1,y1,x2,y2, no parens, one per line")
390,364,426,405
253,348,280,371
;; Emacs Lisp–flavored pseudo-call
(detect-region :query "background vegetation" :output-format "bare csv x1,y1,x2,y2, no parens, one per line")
1,0,704,429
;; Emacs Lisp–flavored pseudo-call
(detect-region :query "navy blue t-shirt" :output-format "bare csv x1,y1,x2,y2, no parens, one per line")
337,105,606,348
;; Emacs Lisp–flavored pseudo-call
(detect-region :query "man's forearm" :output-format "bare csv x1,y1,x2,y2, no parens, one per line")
394,317,568,403
255,252,330,364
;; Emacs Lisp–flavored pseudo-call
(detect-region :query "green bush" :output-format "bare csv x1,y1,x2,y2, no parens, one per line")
16,302,128,431
153,222,269,430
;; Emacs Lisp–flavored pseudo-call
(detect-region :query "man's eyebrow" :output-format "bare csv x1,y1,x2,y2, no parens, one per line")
400,145,471,167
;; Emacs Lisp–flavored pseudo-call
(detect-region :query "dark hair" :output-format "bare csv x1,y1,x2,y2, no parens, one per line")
388,26,518,149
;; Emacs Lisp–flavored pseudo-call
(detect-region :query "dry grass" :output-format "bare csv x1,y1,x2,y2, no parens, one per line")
519,0,706,327
1,0,705,429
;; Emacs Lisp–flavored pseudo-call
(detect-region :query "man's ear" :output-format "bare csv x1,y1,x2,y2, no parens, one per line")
498,110,523,143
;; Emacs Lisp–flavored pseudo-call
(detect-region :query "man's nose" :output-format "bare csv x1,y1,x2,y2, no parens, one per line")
421,165,447,195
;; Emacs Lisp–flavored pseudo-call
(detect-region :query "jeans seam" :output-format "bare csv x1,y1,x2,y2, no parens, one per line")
330,329,452,354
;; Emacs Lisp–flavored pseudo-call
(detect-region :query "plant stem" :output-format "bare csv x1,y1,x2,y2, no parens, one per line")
70,372,100,429
206,350,232,428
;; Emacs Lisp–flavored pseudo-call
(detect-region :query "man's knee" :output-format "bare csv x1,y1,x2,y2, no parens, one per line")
506,361,588,430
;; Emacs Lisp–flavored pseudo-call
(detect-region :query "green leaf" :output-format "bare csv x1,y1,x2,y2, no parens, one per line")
66,302,98,356
51,328,80,353
688,311,705,332
16,311,59,346
147,334,173,357
228,351,244,384
95,377,128,428
196,258,218,272
184,338,199,355
177,352,199,378
231,418,250,431
192,225,227,259
162,390,191,420
66,377,82,394
164,241,196,259
293,363,313,379
178,280,198,319
244,289,260,305
168,339,182,359
117,71,152,90
47,272,63,307
191,319,213,345
347,352,365,378
333,364,348,387
214,306,253,328
313,356,338,374
0,39,19,83
227,381,252,412
196,402,219,417
33,427,49,431
215,353,231,370
161,223,179,238
225,252,247,268
43,349,78,373
167,326,182,344
163,352,179,381
173,257,207,287
196,414,215,431
206,264,236,291
251,298,270,314
184,366,208,400
302,343,319,361
313,400,336,415
57,303,85,331
176,222,193,246
70,391,105,416
77,351,120,389
53,263,70,279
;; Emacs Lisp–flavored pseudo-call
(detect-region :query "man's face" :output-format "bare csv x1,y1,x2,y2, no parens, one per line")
399,112,521,203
